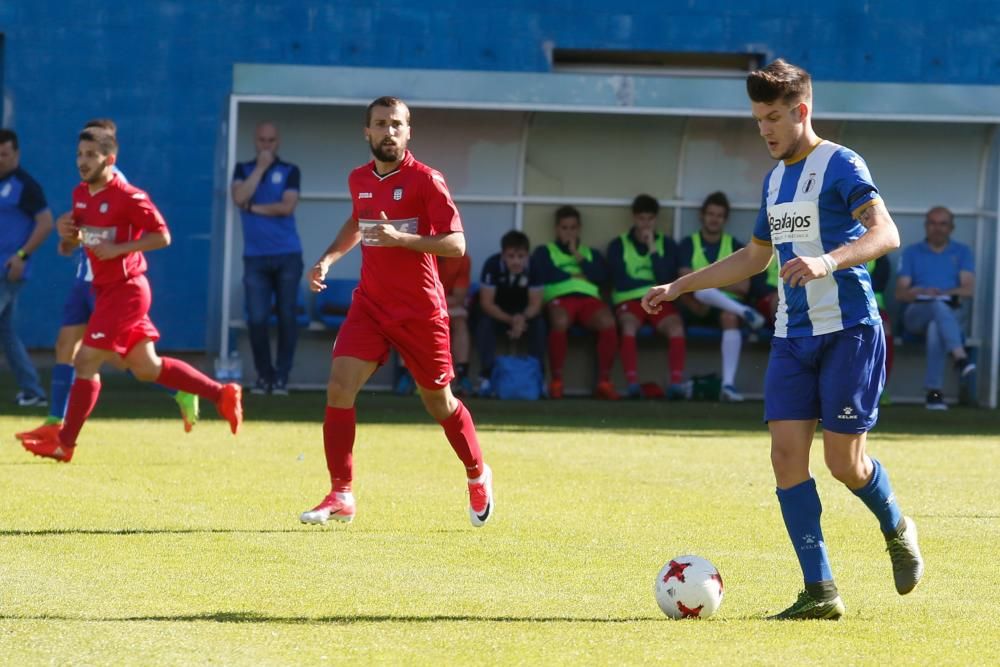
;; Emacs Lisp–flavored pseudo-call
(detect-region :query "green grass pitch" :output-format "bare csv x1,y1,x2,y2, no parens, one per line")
2,380,998,665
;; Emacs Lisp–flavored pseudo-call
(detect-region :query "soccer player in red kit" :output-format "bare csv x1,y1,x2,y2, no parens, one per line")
19,127,242,462
299,97,493,527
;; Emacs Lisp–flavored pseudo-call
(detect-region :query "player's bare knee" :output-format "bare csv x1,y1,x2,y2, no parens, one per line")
326,378,356,406
720,312,739,328
769,444,806,477
419,387,455,420
825,453,867,487
129,360,161,382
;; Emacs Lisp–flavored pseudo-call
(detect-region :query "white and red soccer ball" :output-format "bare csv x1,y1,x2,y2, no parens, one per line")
654,555,724,619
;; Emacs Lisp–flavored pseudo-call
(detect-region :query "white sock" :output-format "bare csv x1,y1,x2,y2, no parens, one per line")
694,288,750,318
335,491,354,502
467,468,488,485
721,329,742,386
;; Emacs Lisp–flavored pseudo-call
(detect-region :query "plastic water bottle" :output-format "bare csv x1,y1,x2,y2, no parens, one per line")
214,355,230,381
228,350,243,385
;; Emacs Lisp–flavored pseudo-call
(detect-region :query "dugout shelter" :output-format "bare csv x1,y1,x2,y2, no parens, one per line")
214,64,1000,406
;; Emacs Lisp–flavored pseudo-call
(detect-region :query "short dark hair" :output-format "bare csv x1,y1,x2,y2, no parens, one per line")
632,194,659,216
84,118,118,134
366,96,410,126
554,205,581,225
746,59,812,106
500,230,530,252
0,128,19,150
700,191,730,218
79,127,119,156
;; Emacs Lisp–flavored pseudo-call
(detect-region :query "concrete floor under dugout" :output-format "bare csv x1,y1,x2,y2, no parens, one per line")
214,65,1000,406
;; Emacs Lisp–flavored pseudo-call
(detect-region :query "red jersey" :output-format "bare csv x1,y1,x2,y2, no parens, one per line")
349,151,462,320
437,254,471,294
71,175,167,287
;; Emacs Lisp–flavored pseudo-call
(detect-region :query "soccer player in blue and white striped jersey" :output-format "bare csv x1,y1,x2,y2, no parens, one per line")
642,59,923,620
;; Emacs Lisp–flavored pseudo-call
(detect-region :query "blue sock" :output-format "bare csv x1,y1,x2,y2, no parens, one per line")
776,478,834,584
851,458,904,535
126,369,176,396
50,363,75,420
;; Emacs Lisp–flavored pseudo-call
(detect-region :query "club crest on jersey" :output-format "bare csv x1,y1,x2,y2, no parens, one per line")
99,202,109,213
0,183,11,198
802,172,817,194
767,201,820,244
393,187,403,201
271,172,283,184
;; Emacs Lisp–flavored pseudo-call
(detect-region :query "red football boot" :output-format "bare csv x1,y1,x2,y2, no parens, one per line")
21,430,74,462
217,383,243,435
16,422,62,442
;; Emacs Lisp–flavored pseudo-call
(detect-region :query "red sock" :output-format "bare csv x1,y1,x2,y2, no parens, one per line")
668,335,687,385
59,378,101,447
157,357,222,403
596,327,618,382
885,333,894,380
439,400,484,479
324,406,356,492
548,330,567,380
621,335,638,384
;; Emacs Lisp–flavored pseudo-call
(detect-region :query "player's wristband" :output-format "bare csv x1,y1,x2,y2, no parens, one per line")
15,248,29,260
819,253,837,275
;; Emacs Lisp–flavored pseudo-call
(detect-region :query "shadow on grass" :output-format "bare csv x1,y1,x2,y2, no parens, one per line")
0,527,475,537
0,610,664,625
2,375,997,437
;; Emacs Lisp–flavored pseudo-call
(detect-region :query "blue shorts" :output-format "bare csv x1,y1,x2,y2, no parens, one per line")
61,279,95,327
764,323,885,434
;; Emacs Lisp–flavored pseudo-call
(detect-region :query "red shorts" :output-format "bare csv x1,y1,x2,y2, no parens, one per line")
85,274,160,356
549,294,608,326
333,298,453,390
615,298,678,327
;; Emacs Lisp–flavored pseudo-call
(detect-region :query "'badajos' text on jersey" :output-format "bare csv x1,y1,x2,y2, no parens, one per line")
752,141,882,338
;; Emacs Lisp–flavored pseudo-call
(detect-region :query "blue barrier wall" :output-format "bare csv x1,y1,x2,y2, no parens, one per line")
2,0,1000,349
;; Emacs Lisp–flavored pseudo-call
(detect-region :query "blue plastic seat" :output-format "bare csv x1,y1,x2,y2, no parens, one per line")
314,279,358,329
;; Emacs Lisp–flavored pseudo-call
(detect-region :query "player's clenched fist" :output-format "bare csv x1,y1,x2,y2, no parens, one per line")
56,211,80,242
308,262,329,292
779,255,833,288
641,283,681,314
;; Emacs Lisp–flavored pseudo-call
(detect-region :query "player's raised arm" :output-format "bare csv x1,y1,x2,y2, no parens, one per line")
642,243,772,313
309,216,361,291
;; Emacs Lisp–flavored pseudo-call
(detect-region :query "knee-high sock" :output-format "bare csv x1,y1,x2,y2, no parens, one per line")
596,327,618,382
548,330,567,380
693,288,749,317
439,400,484,479
776,478,834,584
156,357,222,403
621,335,638,384
721,329,741,386
324,406,356,492
59,378,101,447
668,336,686,385
851,458,904,535
884,333,895,379
49,363,74,421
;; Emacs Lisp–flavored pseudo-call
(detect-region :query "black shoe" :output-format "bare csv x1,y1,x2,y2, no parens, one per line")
250,378,272,395
272,379,289,396
15,392,48,408
924,390,948,411
955,357,976,378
